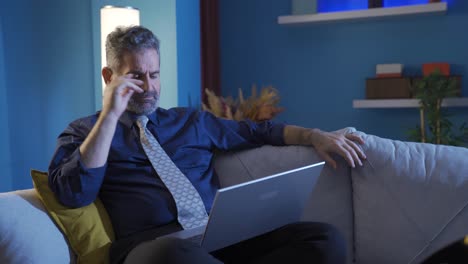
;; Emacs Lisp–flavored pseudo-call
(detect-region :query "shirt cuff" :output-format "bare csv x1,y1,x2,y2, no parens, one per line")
268,122,286,146
60,149,107,204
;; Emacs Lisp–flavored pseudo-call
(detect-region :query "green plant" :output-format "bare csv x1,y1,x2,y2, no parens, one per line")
408,70,468,146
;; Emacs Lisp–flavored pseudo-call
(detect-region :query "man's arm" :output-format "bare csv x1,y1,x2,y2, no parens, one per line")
48,75,144,207
78,114,119,168
283,125,366,169
79,74,143,168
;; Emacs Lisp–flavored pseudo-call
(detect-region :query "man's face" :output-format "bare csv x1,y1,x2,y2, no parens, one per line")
118,48,161,115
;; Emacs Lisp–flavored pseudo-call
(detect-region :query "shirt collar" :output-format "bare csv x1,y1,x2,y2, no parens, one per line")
119,110,159,128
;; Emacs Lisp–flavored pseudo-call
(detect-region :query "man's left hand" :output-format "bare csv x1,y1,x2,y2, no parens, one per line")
309,129,366,170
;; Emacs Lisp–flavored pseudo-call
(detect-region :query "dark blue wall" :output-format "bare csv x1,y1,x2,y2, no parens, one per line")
220,0,468,141
0,16,12,192
0,1,95,190
177,0,202,108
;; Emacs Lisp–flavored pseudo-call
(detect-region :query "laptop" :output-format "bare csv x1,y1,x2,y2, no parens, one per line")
159,161,325,252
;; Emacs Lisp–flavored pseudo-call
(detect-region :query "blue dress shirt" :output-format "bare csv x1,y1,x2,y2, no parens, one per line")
48,107,285,239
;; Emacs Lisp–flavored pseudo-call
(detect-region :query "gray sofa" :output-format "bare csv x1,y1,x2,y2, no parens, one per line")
1,129,468,263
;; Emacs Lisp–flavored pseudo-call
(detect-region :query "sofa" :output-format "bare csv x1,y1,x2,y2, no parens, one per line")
1,128,468,264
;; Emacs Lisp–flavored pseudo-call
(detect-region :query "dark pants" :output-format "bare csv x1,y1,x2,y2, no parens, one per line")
421,236,468,264
114,222,346,264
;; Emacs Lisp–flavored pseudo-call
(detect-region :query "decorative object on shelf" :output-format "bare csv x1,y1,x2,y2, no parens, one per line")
366,77,412,99
365,62,461,100
376,63,403,78
202,85,284,122
423,62,450,76
292,0,317,15
408,70,467,146
366,63,409,99
368,0,383,8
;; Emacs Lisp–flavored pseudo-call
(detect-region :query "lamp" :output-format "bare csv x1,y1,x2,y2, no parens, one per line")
100,5,140,94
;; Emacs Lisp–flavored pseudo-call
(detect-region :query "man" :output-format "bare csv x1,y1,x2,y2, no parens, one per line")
49,26,366,264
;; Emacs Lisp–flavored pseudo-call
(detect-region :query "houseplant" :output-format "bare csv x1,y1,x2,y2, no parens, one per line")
408,70,468,146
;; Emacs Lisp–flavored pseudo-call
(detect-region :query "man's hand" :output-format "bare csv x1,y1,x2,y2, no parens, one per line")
102,75,144,120
78,75,143,168
284,126,366,169
308,129,366,170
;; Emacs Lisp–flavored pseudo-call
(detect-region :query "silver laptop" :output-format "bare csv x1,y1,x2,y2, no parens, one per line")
159,161,325,252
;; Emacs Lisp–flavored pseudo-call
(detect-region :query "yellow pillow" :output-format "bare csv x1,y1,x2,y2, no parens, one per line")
31,169,115,264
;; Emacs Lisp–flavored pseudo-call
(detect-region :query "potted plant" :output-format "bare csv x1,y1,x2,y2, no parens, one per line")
408,70,468,146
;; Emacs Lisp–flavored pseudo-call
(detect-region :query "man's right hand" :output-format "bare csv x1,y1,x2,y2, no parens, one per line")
79,75,143,168
102,75,144,120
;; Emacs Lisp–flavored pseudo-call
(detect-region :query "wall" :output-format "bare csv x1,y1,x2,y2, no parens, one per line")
91,0,179,110
0,17,12,192
1,0,95,190
0,0,201,191
219,0,468,141
176,0,201,107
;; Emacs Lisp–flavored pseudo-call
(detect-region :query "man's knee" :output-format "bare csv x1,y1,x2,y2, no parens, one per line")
315,222,345,244
124,237,222,264
124,237,191,263
284,222,346,263
283,222,344,242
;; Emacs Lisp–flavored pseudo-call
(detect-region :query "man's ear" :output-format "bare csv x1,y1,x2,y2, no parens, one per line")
102,67,113,85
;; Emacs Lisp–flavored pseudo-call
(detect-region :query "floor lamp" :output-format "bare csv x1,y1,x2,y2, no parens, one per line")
100,5,140,94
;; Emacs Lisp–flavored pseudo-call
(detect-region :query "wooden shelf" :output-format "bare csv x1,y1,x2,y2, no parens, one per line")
353,98,468,109
278,2,447,25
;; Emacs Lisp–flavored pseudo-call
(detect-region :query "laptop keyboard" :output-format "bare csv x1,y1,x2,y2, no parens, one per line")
186,234,203,245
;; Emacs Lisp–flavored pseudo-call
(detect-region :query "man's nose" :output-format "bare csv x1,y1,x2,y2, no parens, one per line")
141,75,150,91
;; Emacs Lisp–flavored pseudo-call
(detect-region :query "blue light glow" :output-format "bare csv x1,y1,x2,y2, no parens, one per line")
318,0,449,12
318,0,368,13
384,0,428,8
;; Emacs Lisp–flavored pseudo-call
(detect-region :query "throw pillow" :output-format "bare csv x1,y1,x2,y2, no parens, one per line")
31,169,115,264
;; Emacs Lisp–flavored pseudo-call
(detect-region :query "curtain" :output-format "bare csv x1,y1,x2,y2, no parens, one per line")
200,0,221,104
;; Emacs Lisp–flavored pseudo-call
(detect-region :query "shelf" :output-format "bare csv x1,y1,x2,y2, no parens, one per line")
278,2,447,25
353,98,468,109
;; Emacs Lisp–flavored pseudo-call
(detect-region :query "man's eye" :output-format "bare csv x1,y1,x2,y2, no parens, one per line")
150,75,158,79
133,74,141,79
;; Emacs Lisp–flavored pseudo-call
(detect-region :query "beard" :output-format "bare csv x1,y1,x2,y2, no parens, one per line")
126,91,160,115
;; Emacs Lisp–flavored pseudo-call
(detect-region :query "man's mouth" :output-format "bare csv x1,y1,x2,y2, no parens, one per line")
135,94,158,101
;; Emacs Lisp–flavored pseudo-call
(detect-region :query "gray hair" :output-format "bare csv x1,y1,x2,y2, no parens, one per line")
105,25,160,71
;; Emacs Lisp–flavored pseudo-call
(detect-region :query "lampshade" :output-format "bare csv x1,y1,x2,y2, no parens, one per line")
100,5,140,94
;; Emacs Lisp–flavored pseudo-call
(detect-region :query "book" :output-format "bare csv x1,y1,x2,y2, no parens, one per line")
376,64,403,78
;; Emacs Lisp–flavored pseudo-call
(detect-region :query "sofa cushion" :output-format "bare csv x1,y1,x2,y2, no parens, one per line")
0,189,71,264
31,170,115,264
352,133,468,264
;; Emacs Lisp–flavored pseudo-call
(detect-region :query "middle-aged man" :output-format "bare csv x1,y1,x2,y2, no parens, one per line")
49,26,366,264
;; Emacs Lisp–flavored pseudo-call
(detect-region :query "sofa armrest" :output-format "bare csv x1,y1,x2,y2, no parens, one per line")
0,189,71,263
351,132,468,264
